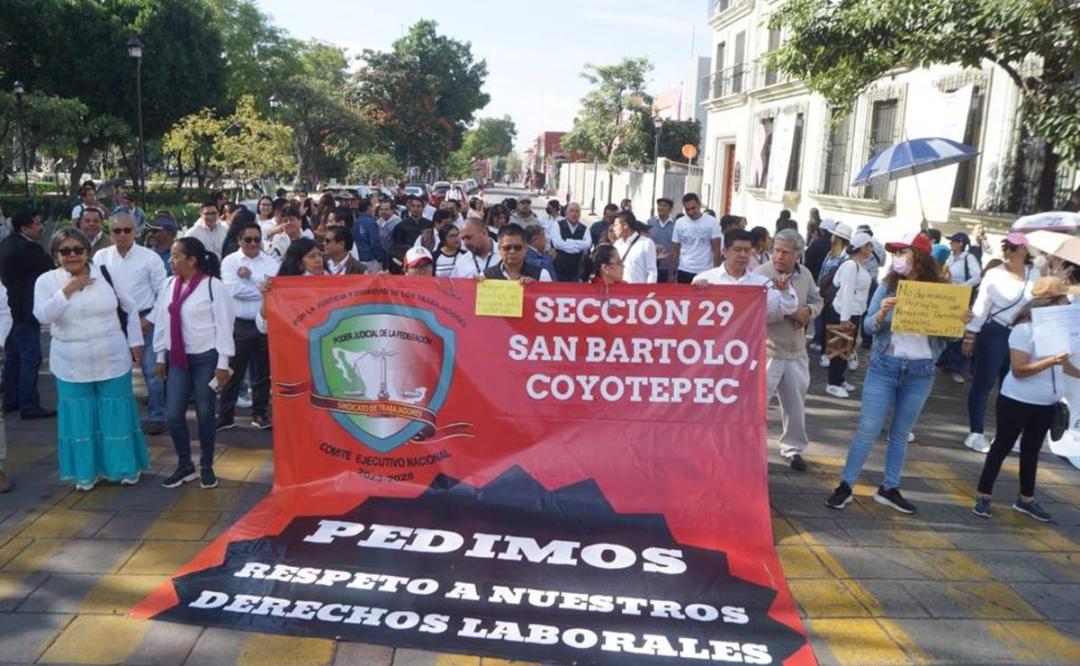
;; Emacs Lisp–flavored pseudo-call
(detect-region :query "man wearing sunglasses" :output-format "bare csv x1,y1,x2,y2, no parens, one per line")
95,213,169,435
482,224,552,283
218,221,280,432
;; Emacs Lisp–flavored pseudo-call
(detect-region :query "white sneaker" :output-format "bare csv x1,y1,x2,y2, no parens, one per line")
908,432,916,443
842,381,856,392
951,373,966,384
825,384,850,399
809,342,822,352
964,432,991,453
236,394,253,409
819,354,830,368
847,351,859,371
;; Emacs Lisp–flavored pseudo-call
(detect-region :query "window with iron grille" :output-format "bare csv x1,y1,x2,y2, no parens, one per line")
764,28,781,86
733,32,746,94
785,112,805,191
756,117,774,188
864,99,898,200
822,111,852,196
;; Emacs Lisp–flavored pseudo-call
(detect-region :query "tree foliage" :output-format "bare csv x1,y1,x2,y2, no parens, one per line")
463,116,518,160
768,0,1080,167
562,57,654,202
650,119,703,163
350,153,401,183
213,95,295,182
351,20,490,170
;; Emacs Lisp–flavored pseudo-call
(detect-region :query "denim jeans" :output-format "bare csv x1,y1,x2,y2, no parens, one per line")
3,323,44,413
165,349,218,469
938,339,966,374
141,324,166,422
967,320,1011,433
841,351,936,489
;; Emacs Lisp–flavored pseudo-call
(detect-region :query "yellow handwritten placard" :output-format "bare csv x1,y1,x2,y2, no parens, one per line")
892,281,971,337
475,279,524,318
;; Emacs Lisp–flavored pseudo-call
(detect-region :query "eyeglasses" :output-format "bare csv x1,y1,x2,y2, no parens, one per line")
241,236,262,244
500,244,524,252
57,246,87,257
111,227,134,235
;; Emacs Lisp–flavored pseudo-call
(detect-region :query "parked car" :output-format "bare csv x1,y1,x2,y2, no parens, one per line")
404,183,430,199
465,178,480,194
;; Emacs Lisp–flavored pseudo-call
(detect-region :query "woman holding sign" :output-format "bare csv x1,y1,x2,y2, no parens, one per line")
973,277,1079,522
826,232,971,515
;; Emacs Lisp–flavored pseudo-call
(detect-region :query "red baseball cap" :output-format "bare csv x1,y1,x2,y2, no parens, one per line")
885,231,933,255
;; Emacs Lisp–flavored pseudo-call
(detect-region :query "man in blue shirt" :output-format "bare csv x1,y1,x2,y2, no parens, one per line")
146,215,178,276
351,197,386,272
525,224,556,277
648,197,677,283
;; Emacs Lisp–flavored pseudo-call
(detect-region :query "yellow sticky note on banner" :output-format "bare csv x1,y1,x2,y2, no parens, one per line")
475,279,524,318
892,281,971,337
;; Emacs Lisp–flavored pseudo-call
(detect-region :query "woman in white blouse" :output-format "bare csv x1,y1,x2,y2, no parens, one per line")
824,232,875,399
153,237,235,490
961,233,1036,453
33,228,148,491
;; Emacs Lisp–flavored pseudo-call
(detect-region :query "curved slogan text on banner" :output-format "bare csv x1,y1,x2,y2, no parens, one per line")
133,276,816,666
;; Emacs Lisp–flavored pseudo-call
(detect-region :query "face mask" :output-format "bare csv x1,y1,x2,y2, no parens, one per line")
893,255,912,276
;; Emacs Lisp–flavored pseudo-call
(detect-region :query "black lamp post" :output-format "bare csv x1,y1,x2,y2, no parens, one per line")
269,94,281,114
13,80,29,197
651,118,664,217
126,37,145,199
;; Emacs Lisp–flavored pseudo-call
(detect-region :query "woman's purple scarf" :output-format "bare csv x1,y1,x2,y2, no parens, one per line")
167,273,205,369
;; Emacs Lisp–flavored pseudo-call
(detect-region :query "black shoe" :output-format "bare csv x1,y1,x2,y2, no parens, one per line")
789,454,808,472
200,467,219,489
161,465,197,488
825,481,853,509
21,409,56,420
215,416,236,432
875,486,916,514
251,414,272,430
2,404,18,414
144,421,166,436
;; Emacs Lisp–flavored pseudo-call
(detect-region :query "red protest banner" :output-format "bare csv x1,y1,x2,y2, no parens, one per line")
133,276,814,665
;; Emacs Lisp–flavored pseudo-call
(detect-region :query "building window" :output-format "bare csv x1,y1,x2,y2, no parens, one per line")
755,117,774,188
822,111,852,196
864,99,899,200
951,85,983,209
764,28,781,86
785,112,805,191
733,31,746,94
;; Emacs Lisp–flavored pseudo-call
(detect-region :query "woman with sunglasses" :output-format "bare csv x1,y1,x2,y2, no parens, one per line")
582,244,625,286
826,232,971,515
33,228,148,491
961,233,1035,453
153,237,234,490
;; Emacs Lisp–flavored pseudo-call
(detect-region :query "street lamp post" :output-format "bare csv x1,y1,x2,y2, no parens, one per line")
13,80,29,197
590,160,599,215
650,118,664,217
269,94,281,113
126,37,145,200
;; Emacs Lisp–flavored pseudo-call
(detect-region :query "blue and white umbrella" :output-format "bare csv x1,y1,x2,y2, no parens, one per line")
851,137,978,187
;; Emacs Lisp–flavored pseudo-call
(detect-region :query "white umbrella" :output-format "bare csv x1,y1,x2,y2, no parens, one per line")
1025,230,1080,265
1011,212,1080,234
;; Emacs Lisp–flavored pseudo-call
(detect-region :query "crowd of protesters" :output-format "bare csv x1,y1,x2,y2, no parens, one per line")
0,181,1076,525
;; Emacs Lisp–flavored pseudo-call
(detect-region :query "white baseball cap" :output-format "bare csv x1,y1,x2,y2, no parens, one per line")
832,222,854,242
404,246,434,268
820,218,837,233
849,232,873,250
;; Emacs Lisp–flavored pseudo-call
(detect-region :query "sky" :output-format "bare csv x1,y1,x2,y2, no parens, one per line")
256,0,711,152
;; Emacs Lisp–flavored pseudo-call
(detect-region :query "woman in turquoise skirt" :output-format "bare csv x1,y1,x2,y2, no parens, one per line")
33,227,149,490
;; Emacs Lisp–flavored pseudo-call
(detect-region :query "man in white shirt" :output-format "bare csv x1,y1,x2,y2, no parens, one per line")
94,212,168,434
611,212,658,284
218,221,279,431
70,180,99,221
457,217,500,277
694,229,798,321
550,202,591,282
266,204,314,261
669,193,722,284
183,201,229,258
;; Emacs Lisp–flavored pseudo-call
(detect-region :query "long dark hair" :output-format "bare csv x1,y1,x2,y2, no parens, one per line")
436,224,463,255
580,243,620,282
173,237,221,279
222,208,256,258
884,248,941,290
278,237,319,276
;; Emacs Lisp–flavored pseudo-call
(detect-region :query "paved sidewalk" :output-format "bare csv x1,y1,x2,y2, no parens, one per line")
1,342,1078,665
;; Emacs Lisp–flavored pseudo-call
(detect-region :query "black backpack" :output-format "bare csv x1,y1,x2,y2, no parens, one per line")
818,258,847,306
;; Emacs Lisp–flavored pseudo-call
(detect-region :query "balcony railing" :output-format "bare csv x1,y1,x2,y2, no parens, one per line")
710,0,750,19
703,60,794,101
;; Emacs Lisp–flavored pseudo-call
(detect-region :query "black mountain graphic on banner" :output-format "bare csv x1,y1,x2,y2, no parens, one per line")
158,467,808,664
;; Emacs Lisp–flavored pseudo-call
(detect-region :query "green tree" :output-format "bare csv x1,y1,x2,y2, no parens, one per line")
352,20,490,171
350,153,401,183
463,116,518,160
210,0,303,110
213,95,295,187
0,92,87,187
650,119,702,163
768,0,1080,209
562,57,654,204
162,108,226,189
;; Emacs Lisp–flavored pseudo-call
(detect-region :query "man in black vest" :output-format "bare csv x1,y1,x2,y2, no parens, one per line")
483,224,552,283
0,210,56,419
551,202,591,282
